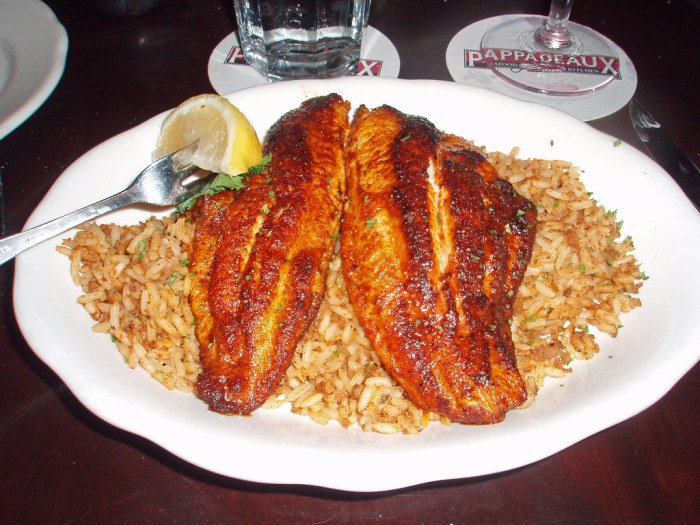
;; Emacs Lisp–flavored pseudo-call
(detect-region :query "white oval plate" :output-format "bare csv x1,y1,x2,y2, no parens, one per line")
13,78,700,492
0,0,68,140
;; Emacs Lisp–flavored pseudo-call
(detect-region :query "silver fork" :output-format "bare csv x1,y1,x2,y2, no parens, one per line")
0,145,215,267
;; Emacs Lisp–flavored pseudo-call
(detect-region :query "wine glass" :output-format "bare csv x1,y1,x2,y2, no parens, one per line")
480,0,620,96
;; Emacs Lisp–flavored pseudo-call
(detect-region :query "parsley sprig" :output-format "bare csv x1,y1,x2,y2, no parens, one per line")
177,153,272,213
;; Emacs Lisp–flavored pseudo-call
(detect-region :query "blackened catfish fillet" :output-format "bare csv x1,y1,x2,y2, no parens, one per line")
340,105,536,424
191,94,350,414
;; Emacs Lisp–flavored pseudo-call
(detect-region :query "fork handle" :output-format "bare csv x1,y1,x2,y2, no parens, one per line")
0,190,137,267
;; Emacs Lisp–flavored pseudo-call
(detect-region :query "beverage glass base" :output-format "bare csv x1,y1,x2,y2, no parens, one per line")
481,16,620,96
241,35,361,81
234,0,368,82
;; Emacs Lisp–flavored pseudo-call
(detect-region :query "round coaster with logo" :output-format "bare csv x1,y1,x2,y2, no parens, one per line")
445,15,637,121
208,26,400,95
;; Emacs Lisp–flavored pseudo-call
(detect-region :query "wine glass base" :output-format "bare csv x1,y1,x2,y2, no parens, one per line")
481,16,620,96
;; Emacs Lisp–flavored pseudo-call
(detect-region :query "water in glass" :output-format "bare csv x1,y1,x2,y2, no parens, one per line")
234,0,370,81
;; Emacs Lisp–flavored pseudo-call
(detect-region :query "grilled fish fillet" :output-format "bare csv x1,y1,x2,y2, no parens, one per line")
341,105,537,424
191,94,350,414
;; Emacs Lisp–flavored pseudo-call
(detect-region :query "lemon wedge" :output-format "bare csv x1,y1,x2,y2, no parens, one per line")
156,94,263,175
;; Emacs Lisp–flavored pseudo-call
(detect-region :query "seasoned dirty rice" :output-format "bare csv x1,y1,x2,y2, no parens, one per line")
58,149,644,434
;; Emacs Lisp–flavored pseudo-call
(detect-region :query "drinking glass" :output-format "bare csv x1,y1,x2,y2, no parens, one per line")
480,0,620,95
233,0,371,81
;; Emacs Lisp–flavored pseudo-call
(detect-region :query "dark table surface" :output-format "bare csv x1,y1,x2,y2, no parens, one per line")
1,1,698,523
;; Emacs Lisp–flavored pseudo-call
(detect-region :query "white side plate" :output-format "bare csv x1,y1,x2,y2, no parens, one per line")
0,0,68,140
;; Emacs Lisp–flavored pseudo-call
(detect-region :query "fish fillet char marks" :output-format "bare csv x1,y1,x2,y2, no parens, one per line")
190,94,350,414
341,105,537,424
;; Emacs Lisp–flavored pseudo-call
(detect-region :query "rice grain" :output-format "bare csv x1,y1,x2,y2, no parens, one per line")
60,150,644,432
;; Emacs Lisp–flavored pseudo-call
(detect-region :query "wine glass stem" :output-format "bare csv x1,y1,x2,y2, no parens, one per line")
535,0,574,49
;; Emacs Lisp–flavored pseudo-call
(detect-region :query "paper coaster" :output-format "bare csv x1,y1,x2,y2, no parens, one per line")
445,15,637,121
208,26,400,95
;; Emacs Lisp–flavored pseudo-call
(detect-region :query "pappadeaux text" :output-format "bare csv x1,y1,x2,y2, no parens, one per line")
465,48,621,78
225,46,384,76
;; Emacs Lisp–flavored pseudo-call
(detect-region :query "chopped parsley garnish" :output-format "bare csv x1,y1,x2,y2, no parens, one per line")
176,154,272,213
135,239,149,260
366,218,377,228
249,153,272,173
